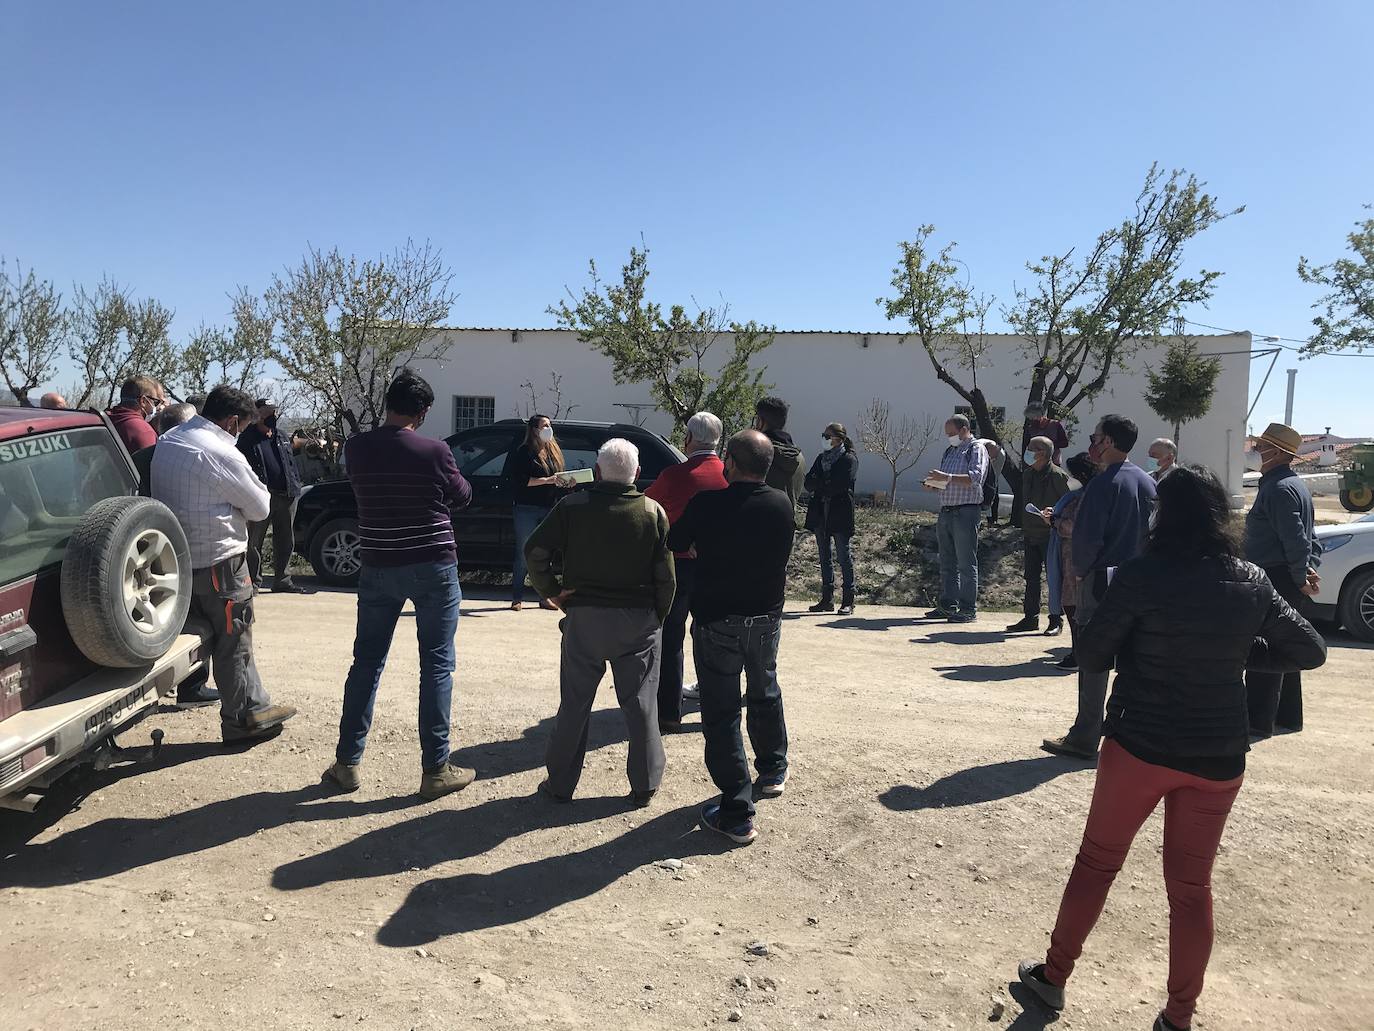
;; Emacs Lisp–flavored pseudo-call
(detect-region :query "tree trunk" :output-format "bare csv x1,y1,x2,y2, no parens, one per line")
890,468,899,507
1173,421,1182,445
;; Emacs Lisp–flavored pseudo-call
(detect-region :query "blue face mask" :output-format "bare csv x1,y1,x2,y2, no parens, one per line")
1023,450,1038,465
1143,456,1159,473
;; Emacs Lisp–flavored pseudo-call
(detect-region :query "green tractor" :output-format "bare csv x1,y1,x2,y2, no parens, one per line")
1340,444,1374,513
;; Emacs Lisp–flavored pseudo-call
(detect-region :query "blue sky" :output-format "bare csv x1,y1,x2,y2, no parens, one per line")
4,1,1372,433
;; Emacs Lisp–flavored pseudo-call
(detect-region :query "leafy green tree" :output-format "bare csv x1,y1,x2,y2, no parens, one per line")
881,165,1239,494
550,245,774,437
1144,338,1222,444
1298,207,1374,354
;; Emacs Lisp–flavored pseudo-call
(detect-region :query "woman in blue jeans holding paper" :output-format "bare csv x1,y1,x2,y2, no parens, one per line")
511,414,571,610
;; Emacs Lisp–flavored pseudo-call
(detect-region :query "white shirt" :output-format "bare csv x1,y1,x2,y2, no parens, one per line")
151,415,271,568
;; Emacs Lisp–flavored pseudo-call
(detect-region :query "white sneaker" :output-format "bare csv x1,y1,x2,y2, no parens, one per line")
682,682,700,700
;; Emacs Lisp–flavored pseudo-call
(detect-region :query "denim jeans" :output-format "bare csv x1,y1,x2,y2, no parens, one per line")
816,533,854,592
936,504,981,615
336,561,461,770
693,614,789,822
512,504,551,601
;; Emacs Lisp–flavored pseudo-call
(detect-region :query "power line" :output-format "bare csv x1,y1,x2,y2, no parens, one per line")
1184,319,1374,355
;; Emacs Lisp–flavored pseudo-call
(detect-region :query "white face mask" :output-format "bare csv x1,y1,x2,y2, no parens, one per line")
947,435,962,448
1143,456,1160,473
1023,450,1038,465
537,426,554,443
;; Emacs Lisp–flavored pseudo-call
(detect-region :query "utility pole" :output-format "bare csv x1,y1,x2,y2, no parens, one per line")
1284,368,1297,426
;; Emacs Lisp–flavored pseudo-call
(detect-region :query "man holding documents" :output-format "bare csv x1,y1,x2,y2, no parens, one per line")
1007,436,1070,634
923,414,988,623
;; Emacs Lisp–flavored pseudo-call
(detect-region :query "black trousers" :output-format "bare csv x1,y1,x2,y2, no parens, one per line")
658,558,695,723
1246,565,1306,734
247,491,298,584
694,615,788,822
1023,539,1048,616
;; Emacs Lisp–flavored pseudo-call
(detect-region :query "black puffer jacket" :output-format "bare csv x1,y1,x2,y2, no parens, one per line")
804,450,858,537
1079,554,1327,759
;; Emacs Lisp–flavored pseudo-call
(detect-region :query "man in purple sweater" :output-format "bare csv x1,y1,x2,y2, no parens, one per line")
322,369,477,800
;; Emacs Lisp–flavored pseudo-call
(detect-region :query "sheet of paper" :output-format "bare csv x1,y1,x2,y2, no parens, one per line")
922,477,948,491
562,467,595,484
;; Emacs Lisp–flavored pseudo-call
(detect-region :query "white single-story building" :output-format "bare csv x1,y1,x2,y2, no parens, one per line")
408,328,1252,508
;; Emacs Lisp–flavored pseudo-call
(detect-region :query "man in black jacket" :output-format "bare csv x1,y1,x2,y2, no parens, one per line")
753,396,804,517
668,429,796,847
1243,422,1322,737
236,398,308,593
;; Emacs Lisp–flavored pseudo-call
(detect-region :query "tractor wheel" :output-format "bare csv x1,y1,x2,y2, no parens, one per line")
1339,486,1374,513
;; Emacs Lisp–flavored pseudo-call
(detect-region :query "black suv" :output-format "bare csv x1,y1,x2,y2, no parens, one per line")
293,419,685,586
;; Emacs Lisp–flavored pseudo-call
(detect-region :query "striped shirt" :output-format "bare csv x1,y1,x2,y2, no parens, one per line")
936,436,988,508
344,425,473,567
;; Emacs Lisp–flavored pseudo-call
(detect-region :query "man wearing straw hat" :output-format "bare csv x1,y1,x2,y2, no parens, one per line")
1244,421,1323,739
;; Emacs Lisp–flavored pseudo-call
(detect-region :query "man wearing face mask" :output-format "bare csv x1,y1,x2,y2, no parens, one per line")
1043,413,1156,759
107,375,165,455
1145,438,1177,482
236,398,308,593
1244,422,1322,739
1007,436,1070,634
152,385,297,744
923,414,989,623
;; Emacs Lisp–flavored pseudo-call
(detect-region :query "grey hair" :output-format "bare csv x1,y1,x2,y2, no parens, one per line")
1029,435,1054,455
947,413,971,432
596,437,640,484
686,411,722,450
1151,438,1178,457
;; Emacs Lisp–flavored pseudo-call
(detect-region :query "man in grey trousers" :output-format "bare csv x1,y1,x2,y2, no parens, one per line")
525,437,676,806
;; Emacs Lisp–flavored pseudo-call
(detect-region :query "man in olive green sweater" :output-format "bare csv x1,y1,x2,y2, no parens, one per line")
525,438,676,806
1007,434,1070,634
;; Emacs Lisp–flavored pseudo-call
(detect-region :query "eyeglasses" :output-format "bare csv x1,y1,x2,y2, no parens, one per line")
822,434,832,440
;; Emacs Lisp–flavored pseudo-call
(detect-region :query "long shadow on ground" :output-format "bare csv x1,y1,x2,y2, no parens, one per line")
273,790,633,892
451,707,627,781
912,629,1009,646
2,759,421,887
375,800,729,945
931,659,1072,683
879,756,1088,812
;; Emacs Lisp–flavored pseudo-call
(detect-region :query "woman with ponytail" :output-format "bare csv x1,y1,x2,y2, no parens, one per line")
804,422,859,614
511,414,569,610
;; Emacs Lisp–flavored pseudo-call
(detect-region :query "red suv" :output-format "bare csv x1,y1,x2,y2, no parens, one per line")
0,407,207,811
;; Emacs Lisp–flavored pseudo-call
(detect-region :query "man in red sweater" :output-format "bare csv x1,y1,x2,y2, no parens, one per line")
106,375,165,455
645,411,727,732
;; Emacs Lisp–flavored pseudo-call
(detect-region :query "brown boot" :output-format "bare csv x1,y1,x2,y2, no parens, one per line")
419,762,477,800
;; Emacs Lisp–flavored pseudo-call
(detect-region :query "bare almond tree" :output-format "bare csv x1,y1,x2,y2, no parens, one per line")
857,398,939,505
67,278,177,407
266,240,457,434
0,258,65,406
518,371,580,419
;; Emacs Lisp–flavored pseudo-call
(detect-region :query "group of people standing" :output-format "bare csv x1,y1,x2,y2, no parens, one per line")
86,366,1330,1030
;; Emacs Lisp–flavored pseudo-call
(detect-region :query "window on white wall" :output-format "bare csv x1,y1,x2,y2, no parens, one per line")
955,404,1005,436
453,395,495,433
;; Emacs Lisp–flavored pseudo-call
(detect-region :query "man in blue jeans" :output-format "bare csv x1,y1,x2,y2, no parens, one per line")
322,369,477,800
923,414,989,623
667,429,796,846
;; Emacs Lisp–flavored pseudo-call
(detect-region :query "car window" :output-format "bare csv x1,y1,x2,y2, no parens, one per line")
451,429,517,478
0,427,132,584
635,437,679,480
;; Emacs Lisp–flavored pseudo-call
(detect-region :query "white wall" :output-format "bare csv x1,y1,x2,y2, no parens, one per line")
409,329,1252,508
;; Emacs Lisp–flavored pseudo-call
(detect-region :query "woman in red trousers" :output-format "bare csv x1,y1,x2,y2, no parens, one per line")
1017,465,1327,1031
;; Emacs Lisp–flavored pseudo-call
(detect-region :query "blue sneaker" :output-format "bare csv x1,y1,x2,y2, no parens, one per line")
756,768,789,798
701,804,757,845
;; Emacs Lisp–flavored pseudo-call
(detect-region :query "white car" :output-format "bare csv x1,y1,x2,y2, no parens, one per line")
1311,514,1374,642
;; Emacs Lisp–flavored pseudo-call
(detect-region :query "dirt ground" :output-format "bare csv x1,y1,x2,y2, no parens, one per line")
3,589,1371,1031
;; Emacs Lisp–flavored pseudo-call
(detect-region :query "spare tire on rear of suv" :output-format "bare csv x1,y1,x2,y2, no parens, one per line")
61,496,193,668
